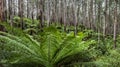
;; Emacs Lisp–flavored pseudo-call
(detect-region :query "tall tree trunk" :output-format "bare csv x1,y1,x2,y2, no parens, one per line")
8,0,13,23
89,0,93,29
3,0,7,22
18,0,24,29
39,0,44,29
103,0,108,36
0,0,4,31
97,1,101,44
73,0,77,36
36,0,39,19
32,1,34,24
82,0,87,30
0,0,3,21
27,0,30,18
63,0,67,32
113,0,117,48
9,0,13,26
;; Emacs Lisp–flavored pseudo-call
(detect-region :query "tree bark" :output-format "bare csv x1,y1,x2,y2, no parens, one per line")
113,0,117,48
0,0,3,21
3,0,7,22
63,0,67,32
0,0,4,31
18,0,24,29
103,0,108,36
97,1,101,44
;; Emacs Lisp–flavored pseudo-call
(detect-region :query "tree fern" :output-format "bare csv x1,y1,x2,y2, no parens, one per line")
0,28,96,67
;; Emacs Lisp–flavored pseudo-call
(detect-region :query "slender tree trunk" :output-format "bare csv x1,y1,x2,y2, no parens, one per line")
38,0,45,29
27,0,29,18
18,0,24,29
113,0,117,48
97,1,101,44
3,0,7,22
0,0,3,21
90,0,93,29
8,0,13,26
36,0,39,19
63,0,67,32
73,0,77,36
8,0,11,20
82,0,86,30
32,2,34,24
103,0,108,36
93,0,97,31
10,0,13,26
0,0,4,31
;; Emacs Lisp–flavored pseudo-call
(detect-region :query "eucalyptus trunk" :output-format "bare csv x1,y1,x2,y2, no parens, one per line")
113,0,117,48
0,0,4,31
18,0,24,29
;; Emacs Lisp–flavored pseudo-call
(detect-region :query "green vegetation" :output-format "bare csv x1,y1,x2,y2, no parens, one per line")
0,20,120,67
0,22,95,67
0,0,120,67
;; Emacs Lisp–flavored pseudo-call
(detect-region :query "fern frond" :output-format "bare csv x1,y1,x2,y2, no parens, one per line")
0,29,96,67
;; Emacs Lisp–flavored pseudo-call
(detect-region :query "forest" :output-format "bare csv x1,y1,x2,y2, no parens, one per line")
0,0,120,67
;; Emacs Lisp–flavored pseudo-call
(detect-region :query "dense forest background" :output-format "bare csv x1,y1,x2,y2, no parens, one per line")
0,0,120,34
0,0,120,67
